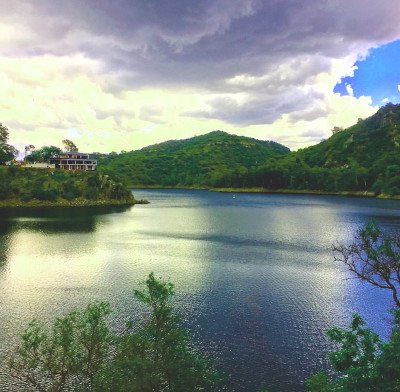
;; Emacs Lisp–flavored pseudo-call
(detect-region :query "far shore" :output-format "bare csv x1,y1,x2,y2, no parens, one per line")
130,185,400,200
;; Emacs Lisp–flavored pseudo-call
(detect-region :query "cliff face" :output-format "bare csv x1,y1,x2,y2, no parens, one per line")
0,167,136,207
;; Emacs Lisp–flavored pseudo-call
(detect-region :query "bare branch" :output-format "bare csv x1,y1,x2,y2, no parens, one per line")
333,222,400,308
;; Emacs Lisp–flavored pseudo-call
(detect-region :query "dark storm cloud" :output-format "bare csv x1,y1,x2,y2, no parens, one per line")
289,106,329,123
184,87,325,125
2,0,400,126
4,0,400,82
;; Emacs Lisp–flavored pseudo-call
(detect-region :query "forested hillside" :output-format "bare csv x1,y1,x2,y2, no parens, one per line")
97,131,290,187
237,103,400,195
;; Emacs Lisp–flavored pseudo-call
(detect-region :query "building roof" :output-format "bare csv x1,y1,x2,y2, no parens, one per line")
61,152,90,154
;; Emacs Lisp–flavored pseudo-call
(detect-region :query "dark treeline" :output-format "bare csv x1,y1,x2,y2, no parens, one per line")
205,155,375,192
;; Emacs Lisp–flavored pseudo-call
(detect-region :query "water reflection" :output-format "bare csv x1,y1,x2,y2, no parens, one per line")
0,220,13,272
1,192,400,391
0,205,132,234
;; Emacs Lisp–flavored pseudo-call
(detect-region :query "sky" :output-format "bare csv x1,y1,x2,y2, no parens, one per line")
1,0,400,154
334,40,400,106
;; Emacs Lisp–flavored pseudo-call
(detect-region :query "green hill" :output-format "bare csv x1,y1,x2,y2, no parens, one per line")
98,104,400,196
98,131,290,187
237,103,400,196
297,103,400,172
0,167,137,207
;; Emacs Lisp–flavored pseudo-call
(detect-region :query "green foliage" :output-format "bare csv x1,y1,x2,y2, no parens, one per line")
0,166,134,204
0,123,18,164
97,130,290,187
9,302,111,391
305,371,333,392
246,104,400,194
327,314,380,391
25,146,63,163
0,122,9,144
308,221,400,392
62,139,78,152
306,310,400,392
102,272,221,391
9,274,221,392
99,104,400,195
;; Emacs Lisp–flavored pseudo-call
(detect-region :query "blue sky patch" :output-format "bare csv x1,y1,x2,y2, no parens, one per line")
334,39,400,105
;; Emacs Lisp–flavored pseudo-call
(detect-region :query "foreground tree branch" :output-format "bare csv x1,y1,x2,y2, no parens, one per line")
333,221,400,308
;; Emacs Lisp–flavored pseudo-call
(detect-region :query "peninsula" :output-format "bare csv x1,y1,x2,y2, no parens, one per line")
0,167,143,208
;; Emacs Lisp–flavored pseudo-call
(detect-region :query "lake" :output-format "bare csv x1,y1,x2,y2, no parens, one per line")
1,189,400,391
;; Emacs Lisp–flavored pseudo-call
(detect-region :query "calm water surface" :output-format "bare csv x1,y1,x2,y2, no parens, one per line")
1,190,400,391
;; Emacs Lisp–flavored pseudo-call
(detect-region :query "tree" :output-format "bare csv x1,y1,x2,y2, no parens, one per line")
24,144,35,159
0,123,9,144
306,222,400,391
62,139,78,152
9,274,221,391
102,272,221,391
305,371,332,392
331,126,343,134
0,123,19,164
26,146,63,163
333,222,400,308
9,302,111,391
306,309,400,392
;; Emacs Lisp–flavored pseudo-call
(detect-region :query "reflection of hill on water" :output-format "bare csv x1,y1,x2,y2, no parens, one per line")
4,218,97,234
0,220,12,269
0,205,131,234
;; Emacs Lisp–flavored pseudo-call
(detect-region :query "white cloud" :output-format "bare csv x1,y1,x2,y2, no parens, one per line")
345,84,354,96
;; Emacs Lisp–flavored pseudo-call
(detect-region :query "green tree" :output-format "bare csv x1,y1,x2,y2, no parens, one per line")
24,144,36,159
306,309,400,392
0,123,18,164
305,371,333,392
26,146,62,163
9,302,111,391
102,272,221,391
62,139,78,152
0,122,9,143
307,222,400,391
9,274,221,392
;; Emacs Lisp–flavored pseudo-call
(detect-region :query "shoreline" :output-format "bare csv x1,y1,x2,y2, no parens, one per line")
0,198,149,209
130,185,400,200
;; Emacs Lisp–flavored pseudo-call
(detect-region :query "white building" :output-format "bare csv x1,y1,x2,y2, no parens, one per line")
49,152,97,171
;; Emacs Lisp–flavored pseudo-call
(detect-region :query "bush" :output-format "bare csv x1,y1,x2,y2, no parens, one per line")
31,188,58,201
306,310,400,392
83,187,99,200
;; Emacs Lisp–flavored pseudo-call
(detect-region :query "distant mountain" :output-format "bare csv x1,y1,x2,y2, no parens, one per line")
98,131,290,187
